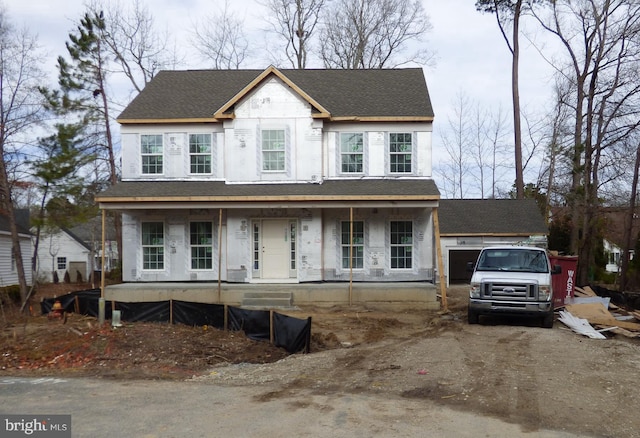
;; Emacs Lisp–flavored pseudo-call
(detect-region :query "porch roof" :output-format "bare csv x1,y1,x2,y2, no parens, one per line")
96,179,440,210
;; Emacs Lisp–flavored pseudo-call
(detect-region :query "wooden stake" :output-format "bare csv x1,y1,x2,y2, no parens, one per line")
269,310,274,345
218,208,223,303
433,207,448,311
169,299,173,324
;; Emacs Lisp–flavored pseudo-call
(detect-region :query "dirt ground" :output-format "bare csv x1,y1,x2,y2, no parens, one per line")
2,283,640,437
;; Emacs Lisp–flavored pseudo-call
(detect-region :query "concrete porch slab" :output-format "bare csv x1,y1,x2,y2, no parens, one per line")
104,282,440,311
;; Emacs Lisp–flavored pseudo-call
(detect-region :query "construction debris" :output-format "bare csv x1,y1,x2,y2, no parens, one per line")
558,310,607,339
559,286,640,339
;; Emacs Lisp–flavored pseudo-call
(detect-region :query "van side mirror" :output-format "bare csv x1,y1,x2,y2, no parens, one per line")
466,261,475,272
552,265,562,275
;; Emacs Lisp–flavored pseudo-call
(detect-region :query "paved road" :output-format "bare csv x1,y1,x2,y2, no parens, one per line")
0,377,583,438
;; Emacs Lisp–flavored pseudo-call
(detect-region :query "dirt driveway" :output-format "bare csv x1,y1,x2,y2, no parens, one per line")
201,286,640,438
2,285,640,437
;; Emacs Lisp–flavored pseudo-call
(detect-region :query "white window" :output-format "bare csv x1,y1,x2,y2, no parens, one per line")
262,129,285,172
141,135,163,174
389,133,412,173
340,133,364,173
390,221,412,269
57,257,67,270
341,221,364,269
190,221,213,270
142,222,164,270
189,134,212,174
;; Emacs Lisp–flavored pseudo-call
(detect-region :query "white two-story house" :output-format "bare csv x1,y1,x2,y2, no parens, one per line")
96,66,440,306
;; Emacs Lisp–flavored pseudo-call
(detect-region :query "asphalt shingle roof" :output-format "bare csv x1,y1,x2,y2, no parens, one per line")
438,199,548,235
117,68,434,121
96,179,440,202
0,210,31,235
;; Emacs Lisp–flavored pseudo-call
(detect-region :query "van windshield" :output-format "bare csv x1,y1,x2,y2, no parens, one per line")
476,249,549,273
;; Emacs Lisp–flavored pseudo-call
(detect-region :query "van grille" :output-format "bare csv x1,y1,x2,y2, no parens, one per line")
481,282,538,300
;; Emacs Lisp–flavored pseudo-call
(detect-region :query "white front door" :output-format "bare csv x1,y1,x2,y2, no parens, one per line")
261,219,290,279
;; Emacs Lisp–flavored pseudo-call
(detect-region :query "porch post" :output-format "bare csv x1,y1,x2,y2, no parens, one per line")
99,209,106,324
218,208,223,302
349,207,353,306
433,207,448,311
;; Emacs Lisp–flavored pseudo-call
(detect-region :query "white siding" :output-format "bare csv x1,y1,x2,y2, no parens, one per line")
34,231,90,283
0,234,33,287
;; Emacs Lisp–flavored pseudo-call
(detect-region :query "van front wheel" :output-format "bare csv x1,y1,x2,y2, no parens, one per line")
468,309,479,324
541,312,554,328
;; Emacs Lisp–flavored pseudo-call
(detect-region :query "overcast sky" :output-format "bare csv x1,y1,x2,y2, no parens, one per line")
8,0,557,189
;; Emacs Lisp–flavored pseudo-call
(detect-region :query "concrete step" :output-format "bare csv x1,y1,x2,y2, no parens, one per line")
241,292,293,309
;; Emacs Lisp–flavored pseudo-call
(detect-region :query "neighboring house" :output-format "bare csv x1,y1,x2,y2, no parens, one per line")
96,67,439,291
0,210,33,288
34,217,119,283
438,199,549,285
35,227,91,283
551,205,640,274
599,207,640,273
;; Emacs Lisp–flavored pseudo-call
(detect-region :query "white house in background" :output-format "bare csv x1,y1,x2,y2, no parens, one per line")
0,210,33,288
35,228,91,283
603,239,634,273
34,217,119,283
96,67,439,287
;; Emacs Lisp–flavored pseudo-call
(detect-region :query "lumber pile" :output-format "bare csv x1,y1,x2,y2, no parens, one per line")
559,286,640,338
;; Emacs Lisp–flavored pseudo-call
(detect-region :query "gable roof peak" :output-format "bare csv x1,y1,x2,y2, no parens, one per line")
213,65,330,119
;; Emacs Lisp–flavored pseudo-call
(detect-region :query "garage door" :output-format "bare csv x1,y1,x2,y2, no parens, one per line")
449,250,480,284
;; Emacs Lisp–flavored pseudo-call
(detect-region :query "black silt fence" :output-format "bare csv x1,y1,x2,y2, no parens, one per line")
41,290,311,353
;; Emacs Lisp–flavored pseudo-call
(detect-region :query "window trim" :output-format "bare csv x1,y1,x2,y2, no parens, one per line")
390,220,413,270
389,132,413,174
261,129,286,173
141,221,165,271
189,221,214,271
341,220,365,270
340,132,365,174
57,256,67,271
188,133,213,175
141,134,164,175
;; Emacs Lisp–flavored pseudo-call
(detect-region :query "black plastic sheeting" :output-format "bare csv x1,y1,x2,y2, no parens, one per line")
40,289,311,353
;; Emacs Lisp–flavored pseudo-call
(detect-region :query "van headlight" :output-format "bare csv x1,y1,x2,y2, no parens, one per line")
470,282,480,298
539,285,552,301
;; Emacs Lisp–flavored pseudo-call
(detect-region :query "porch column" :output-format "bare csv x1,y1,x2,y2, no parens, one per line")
349,207,353,306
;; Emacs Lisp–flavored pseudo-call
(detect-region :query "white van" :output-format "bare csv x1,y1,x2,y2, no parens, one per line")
467,246,561,328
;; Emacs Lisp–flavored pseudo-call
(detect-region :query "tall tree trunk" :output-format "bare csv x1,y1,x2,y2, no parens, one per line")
620,144,640,291
512,0,524,199
0,157,29,308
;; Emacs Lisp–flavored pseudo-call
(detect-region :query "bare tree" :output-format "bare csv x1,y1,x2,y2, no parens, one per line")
475,0,544,199
191,0,250,69
437,93,473,198
533,0,640,284
319,0,433,69
89,0,179,93
470,103,510,198
619,139,640,291
0,8,44,306
263,0,326,68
